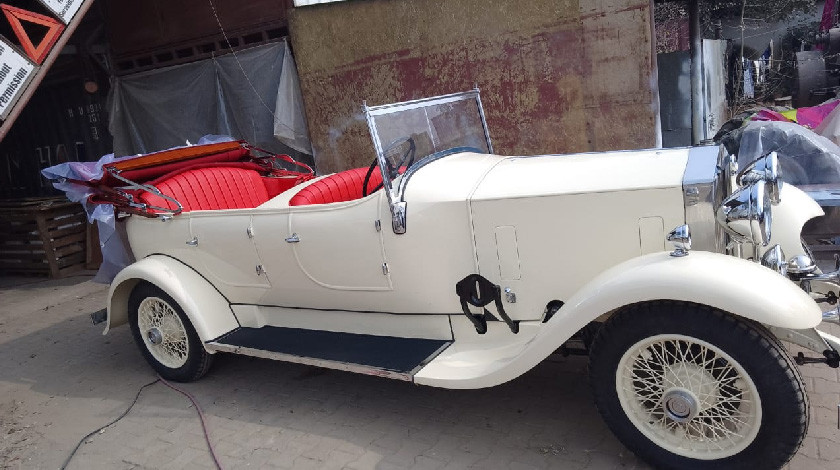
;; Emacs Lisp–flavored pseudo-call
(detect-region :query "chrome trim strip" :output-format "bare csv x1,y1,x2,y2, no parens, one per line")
823,309,840,326
363,89,493,233
475,87,494,154
362,99,392,198
206,342,418,382
407,341,453,376
365,89,482,116
682,146,720,252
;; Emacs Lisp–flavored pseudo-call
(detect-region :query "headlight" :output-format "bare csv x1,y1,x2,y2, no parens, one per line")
716,180,772,246
738,152,782,204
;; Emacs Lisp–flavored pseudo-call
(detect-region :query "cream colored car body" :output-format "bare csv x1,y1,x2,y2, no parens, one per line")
108,146,829,389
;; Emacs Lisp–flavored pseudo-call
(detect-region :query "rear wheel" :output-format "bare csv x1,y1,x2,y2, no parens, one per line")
128,282,213,382
589,302,807,470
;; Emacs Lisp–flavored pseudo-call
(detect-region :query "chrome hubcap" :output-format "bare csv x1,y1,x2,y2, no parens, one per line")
662,389,698,423
147,327,163,345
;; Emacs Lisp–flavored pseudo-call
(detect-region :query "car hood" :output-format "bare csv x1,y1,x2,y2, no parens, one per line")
469,148,691,201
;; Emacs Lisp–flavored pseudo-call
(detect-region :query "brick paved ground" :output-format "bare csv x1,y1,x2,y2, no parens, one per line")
0,274,838,469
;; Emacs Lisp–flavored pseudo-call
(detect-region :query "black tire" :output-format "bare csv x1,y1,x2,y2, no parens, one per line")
128,281,213,382
589,301,807,470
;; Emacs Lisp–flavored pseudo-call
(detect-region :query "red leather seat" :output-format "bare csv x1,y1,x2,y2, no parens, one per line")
289,167,383,206
140,166,270,212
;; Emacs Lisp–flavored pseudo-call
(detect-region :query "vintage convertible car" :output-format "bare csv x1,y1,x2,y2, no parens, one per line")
99,90,840,469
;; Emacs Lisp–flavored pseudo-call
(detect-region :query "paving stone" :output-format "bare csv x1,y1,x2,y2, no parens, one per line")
801,363,840,382
798,436,821,460
806,423,840,442
786,454,834,470
813,377,840,395
818,437,840,461
345,449,386,470
812,405,840,427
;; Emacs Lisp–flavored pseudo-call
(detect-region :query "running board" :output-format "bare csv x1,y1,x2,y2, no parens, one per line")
206,326,451,382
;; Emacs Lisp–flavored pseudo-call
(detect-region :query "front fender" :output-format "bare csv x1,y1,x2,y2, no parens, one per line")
562,251,822,330
106,255,239,343
416,251,821,389
762,183,823,259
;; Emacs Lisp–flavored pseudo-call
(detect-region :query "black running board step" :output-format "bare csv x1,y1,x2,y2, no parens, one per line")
208,326,451,381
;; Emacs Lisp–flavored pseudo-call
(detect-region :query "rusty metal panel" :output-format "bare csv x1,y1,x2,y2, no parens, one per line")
289,0,656,173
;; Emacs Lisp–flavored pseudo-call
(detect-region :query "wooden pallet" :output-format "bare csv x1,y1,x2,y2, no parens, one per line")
0,198,91,278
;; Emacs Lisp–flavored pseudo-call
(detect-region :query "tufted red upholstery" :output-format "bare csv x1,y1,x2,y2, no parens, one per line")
140,166,270,212
289,167,383,206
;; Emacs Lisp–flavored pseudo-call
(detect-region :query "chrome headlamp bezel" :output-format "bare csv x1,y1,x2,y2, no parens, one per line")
760,244,787,276
716,180,772,246
737,151,782,204
787,254,818,277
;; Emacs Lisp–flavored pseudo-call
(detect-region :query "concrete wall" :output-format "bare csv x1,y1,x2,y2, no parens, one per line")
289,0,656,173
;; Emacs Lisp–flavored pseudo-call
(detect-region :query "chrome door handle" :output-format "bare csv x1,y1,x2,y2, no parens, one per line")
186,237,199,246
285,233,300,243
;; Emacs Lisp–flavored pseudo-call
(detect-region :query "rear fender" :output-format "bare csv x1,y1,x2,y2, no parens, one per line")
106,255,239,343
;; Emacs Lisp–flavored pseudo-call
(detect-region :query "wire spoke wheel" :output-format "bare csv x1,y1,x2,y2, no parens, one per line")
137,296,190,369
129,282,213,382
590,302,808,469
617,334,761,459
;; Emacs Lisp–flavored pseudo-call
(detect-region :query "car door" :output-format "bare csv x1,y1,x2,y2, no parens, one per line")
252,193,392,309
188,212,270,304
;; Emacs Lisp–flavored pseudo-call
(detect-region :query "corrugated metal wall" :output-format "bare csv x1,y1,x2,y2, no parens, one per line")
289,0,657,173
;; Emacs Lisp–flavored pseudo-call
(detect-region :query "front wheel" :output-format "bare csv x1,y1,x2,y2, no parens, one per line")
589,302,808,470
128,282,213,382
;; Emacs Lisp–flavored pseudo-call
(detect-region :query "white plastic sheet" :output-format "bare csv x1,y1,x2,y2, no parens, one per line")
273,43,312,154
736,121,840,186
41,136,236,283
108,40,311,159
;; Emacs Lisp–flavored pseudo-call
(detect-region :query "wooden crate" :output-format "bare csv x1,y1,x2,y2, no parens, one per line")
0,198,91,278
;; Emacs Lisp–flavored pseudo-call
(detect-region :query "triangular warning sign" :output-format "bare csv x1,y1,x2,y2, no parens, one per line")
0,4,64,65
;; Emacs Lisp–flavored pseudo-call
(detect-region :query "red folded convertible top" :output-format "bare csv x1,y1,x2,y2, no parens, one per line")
78,140,313,217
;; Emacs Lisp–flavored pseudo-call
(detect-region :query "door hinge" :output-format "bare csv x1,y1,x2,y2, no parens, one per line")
375,219,381,232
256,265,266,276
247,226,255,238
382,263,389,275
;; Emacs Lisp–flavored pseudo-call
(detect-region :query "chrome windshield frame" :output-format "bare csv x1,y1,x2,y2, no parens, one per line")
362,89,493,233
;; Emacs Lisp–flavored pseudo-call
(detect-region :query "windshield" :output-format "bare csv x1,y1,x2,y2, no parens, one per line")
364,90,492,196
